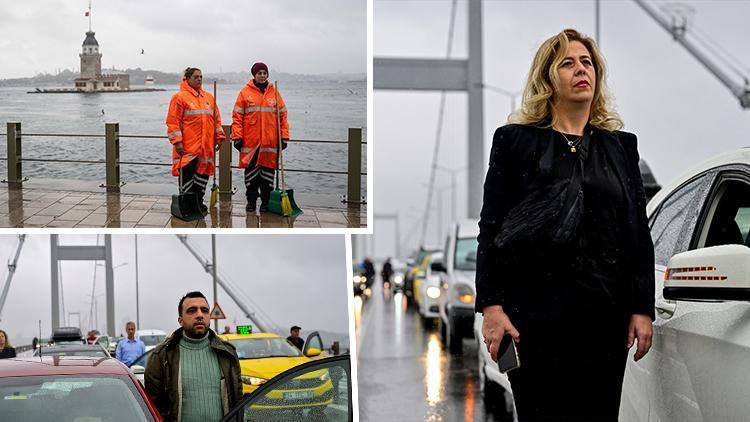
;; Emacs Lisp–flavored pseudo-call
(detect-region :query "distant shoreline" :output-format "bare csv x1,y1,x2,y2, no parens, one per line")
0,69,366,88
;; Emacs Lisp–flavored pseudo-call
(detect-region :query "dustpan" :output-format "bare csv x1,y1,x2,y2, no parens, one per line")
267,81,303,217
171,156,204,221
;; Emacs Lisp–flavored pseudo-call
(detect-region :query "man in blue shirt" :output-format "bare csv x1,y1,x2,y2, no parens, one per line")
116,321,145,367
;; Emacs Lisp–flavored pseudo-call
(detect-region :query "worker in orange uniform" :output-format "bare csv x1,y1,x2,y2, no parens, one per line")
231,62,290,213
166,67,226,214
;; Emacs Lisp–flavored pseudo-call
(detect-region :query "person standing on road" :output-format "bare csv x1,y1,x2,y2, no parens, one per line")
231,62,290,213
286,326,304,351
166,67,226,215
381,257,393,285
116,321,145,367
476,28,654,421
0,329,16,359
362,258,375,289
145,291,242,422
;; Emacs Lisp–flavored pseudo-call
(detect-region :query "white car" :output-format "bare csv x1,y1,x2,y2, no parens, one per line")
411,252,446,323
415,253,445,322
474,313,517,420
620,148,750,421
135,329,167,352
438,219,479,354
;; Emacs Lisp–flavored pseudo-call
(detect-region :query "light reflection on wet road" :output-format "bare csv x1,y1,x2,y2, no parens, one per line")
355,284,505,421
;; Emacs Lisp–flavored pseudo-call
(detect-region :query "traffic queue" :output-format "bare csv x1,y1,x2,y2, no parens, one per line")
0,291,352,421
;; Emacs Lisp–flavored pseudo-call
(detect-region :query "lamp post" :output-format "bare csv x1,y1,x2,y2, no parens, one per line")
436,185,452,241
92,262,127,333
212,235,218,333
483,84,523,113
434,165,468,223
134,235,140,329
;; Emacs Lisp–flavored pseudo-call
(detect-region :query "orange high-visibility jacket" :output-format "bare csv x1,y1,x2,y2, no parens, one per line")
231,80,289,169
166,80,226,176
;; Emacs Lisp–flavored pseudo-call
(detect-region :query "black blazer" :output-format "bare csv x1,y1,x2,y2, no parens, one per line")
475,124,655,321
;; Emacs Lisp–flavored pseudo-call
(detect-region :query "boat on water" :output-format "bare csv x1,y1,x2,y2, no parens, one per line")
145,75,155,85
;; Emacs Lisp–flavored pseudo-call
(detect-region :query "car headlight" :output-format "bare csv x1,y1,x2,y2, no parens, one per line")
426,286,441,299
394,275,403,284
241,376,268,386
453,284,475,304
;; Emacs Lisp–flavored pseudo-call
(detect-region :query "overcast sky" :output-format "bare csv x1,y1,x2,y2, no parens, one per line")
0,234,349,344
0,0,366,78
368,0,750,258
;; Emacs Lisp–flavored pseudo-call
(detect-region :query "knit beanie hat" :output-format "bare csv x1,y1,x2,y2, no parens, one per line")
251,62,268,76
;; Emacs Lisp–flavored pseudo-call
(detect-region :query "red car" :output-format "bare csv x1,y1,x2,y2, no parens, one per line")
0,356,162,421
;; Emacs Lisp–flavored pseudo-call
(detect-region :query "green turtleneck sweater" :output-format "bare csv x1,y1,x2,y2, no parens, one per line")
179,331,223,422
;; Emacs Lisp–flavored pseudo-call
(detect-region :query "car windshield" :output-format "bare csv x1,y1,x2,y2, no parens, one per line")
34,349,108,358
138,335,165,346
230,338,303,359
454,238,478,271
0,375,154,421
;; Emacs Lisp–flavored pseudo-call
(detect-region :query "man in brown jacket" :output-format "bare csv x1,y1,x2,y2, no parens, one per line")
145,291,242,421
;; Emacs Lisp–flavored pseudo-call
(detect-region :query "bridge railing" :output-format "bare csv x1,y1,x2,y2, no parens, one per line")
3,122,366,206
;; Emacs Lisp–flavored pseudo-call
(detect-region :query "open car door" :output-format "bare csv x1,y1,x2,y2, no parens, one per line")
220,355,352,422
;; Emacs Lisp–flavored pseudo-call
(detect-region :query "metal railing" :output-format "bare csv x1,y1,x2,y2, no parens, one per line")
3,122,366,205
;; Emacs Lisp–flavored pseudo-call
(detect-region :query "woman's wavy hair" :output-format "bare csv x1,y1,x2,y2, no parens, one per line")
0,329,11,348
509,28,623,131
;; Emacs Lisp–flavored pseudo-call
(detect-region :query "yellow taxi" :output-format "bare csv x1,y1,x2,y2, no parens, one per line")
219,329,334,410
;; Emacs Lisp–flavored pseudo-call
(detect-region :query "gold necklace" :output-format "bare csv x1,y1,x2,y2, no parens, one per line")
557,131,583,153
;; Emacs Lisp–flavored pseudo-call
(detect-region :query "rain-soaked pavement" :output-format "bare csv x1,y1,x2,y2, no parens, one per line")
355,283,509,422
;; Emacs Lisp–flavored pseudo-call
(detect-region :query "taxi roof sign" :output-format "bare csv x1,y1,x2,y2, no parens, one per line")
209,302,226,320
236,325,252,335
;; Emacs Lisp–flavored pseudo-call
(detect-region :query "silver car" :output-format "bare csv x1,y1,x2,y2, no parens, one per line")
620,149,750,421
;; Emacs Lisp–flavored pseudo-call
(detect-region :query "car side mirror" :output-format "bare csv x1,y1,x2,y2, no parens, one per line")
664,244,750,302
130,365,145,375
305,347,321,357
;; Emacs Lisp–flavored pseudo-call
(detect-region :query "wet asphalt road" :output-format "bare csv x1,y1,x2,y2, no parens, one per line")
355,283,507,422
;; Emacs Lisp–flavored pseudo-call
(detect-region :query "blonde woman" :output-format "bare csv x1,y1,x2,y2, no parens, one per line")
0,329,16,359
476,29,654,421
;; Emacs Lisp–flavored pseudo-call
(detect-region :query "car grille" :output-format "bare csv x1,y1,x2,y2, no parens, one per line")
429,305,439,313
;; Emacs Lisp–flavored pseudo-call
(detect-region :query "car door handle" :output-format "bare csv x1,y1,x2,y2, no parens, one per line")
655,298,676,317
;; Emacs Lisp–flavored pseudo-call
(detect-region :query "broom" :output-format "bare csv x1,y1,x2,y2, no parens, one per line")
209,80,219,208
275,81,293,216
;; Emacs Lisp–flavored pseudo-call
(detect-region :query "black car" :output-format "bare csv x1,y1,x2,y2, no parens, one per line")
51,327,85,345
33,344,110,358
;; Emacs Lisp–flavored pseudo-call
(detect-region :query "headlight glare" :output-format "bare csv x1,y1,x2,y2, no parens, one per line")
454,284,475,304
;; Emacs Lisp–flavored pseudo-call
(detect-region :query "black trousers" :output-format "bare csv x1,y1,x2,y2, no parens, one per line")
178,158,209,202
244,166,274,204
507,299,630,422
244,149,275,204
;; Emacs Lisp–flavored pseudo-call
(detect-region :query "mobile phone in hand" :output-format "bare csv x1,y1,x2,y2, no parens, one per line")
497,334,520,373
